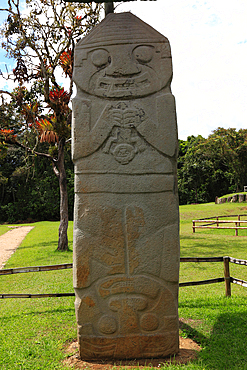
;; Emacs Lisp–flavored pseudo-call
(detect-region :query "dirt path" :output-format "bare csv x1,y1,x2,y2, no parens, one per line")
0,226,34,269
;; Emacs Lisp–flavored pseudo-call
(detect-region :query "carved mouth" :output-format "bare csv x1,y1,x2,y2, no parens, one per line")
95,72,151,95
97,275,161,299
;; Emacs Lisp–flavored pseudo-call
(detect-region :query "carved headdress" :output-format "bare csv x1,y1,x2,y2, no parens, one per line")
77,12,170,55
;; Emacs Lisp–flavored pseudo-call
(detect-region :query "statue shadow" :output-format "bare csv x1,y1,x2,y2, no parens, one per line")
202,311,247,370
180,310,247,370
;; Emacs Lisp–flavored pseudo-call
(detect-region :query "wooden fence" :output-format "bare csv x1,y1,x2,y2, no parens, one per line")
192,214,247,236
0,256,246,298
180,256,247,297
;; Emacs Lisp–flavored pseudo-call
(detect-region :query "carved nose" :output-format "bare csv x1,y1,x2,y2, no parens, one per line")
106,53,140,77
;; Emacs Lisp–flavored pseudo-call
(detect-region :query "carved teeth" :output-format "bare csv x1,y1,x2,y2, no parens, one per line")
96,72,151,95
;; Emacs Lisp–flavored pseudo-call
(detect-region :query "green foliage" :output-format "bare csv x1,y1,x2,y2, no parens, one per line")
206,128,247,192
178,128,247,205
0,146,74,223
178,135,213,204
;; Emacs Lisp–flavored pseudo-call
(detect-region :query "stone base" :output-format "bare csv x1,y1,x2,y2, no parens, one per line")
78,332,179,360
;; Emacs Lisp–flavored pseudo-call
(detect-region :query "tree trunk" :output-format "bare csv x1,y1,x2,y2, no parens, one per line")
56,140,69,251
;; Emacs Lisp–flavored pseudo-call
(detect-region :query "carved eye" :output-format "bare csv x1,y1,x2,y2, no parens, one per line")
133,46,154,64
91,49,110,68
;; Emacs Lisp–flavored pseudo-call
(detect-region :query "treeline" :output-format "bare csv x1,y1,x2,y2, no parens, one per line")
178,128,247,204
0,127,247,222
0,145,74,223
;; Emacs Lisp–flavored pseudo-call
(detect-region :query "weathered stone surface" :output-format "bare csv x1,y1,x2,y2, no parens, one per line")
227,196,232,202
239,194,245,202
72,12,179,360
231,194,238,202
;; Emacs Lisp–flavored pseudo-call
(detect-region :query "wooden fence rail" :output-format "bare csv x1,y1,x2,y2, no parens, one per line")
179,277,225,287
231,277,247,288
180,257,223,262
0,263,73,276
229,257,247,266
0,256,246,298
0,293,75,299
192,214,247,236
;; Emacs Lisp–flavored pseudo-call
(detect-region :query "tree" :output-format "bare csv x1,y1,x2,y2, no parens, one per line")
177,128,247,205
178,135,214,204
204,128,247,193
0,0,101,250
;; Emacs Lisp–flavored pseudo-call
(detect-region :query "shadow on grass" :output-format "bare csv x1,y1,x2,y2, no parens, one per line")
18,240,73,253
180,235,209,240
180,235,231,245
200,311,247,370
180,311,247,370
18,240,58,249
179,319,208,347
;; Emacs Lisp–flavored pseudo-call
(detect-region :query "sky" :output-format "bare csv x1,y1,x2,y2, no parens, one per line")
0,0,247,140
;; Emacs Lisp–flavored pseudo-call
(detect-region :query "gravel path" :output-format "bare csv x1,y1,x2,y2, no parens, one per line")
0,226,34,269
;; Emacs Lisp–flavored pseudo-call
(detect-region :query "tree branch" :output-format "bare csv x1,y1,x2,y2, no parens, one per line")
12,140,53,161
52,160,60,178
0,90,14,98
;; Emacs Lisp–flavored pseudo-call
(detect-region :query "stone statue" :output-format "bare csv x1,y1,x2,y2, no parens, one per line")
72,12,180,360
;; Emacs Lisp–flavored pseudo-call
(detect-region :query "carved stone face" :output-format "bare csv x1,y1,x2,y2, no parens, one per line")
73,42,172,99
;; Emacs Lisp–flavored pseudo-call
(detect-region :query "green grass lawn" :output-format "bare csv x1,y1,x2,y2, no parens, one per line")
0,225,10,236
0,203,247,369
0,221,74,370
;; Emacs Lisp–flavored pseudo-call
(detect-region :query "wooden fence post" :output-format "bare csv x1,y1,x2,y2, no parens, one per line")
193,221,195,233
235,222,238,236
216,216,219,228
223,256,231,297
